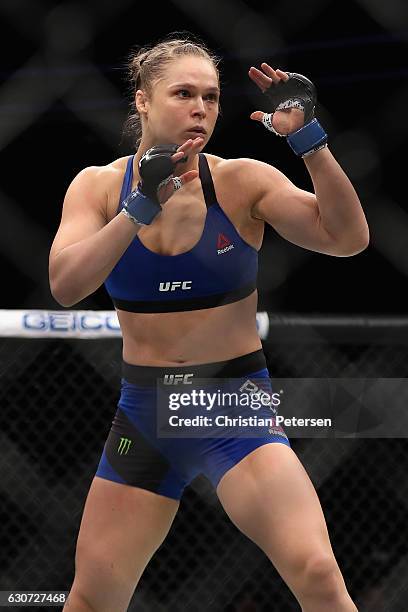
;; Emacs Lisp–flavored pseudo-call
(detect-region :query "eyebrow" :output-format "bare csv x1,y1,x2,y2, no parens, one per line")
170,82,220,93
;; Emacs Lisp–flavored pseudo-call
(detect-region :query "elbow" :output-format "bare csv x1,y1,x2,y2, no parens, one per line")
52,296,78,308
334,229,370,257
350,225,370,255
49,277,77,308
50,289,75,308
353,236,370,255
49,259,81,307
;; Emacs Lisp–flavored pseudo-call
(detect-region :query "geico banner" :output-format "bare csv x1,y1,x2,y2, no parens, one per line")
0,310,269,340
0,310,120,338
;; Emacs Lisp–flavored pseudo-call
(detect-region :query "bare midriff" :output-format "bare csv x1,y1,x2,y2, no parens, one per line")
118,290,262,366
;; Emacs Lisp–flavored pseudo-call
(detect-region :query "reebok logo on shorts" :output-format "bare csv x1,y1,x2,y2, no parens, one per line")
217,233,234,255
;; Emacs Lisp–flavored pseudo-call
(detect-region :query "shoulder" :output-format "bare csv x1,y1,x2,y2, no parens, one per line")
204,153,289,209
206,153,286,186
65,156,131,218
68,156,129,191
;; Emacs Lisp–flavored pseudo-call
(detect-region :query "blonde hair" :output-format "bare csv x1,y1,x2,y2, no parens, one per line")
123,33,221,148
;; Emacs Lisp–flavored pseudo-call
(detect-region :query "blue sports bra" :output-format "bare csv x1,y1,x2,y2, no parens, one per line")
104,153,258,313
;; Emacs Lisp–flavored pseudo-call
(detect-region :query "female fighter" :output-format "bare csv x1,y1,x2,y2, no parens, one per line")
49,34,367,611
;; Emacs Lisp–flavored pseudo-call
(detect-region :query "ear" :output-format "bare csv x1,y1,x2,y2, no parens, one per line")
135,89,149,116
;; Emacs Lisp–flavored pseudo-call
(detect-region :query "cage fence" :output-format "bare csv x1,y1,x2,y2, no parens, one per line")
1,310,408,612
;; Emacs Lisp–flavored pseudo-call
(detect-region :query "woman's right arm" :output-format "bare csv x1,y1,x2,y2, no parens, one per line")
49,166,141,307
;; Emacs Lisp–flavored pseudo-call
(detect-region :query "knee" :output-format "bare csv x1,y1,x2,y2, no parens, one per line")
64,588,98,611
301,554,345,600
65,581,131,612
69,547,135,612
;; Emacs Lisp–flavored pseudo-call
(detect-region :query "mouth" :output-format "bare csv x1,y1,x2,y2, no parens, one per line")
187,127,207,136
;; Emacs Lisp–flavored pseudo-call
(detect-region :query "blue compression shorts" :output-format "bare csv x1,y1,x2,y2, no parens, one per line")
96,349,290,500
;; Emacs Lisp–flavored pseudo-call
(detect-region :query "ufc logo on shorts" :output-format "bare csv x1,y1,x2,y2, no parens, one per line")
159,281,192,291
163,373,194,385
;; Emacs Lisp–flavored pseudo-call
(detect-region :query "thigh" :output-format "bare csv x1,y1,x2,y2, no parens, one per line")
71,476,179,611
216,443,337,589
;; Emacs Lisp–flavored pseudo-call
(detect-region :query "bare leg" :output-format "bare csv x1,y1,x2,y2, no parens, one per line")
64,477,179,612
217,444,357,612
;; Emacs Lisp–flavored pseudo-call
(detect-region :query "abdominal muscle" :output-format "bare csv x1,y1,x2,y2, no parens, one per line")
118,290,262,366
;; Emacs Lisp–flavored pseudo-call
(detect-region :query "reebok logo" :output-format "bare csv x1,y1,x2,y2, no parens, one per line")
159,281,192,292
217,233,234,255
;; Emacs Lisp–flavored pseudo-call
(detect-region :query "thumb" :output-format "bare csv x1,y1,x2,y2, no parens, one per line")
250,111,265,121
158,170,198,204
179,169,199,185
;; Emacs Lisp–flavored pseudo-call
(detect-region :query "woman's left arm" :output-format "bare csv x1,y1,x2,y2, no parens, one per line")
247,64,369,256
302,146,369,253
245,153,369,257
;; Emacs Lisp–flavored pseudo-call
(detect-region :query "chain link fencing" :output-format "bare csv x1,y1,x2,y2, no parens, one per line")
1,313,408,611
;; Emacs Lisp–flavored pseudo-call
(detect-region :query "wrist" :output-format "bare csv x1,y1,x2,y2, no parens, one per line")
286,118,328,157
121,208,144,227
122,187,162,225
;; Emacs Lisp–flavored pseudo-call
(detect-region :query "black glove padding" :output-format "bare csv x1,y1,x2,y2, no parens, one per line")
264,73,317,124
138,144,187,203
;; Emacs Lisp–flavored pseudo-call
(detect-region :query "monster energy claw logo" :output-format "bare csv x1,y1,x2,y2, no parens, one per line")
118,437,132,455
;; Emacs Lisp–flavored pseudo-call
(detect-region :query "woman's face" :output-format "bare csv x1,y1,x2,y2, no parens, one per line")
138,56,220,148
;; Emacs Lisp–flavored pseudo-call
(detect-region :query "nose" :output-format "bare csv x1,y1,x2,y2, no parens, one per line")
192,96,206,118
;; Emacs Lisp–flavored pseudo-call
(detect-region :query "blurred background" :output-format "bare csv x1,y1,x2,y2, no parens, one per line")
1,0,407,314
1,1,408,611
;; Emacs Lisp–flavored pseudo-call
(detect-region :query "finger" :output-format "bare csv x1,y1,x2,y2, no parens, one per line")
260,63,281,83
171,140,192,161
250,111,264,121
248,66,272,88
248,66,272,91
171,137,204,163
178,170,199,185
190,136,205,151
177,136,204,153
183,136,204,149
171,141,193,162
275,68,289,81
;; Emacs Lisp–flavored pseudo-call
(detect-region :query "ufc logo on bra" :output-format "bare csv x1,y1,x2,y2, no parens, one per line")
159,281,192,291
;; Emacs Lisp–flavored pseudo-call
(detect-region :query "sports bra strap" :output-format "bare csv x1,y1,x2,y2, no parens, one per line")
198,153,217,208
118,155,135,212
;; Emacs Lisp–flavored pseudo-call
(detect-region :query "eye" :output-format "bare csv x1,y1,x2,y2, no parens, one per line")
176,89,190,98
205,93,218,102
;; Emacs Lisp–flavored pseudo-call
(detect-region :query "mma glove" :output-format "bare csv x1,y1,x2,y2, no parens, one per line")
122,144,186,226
262,73,328,157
